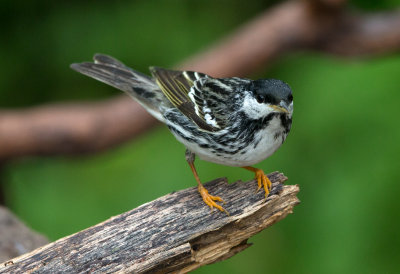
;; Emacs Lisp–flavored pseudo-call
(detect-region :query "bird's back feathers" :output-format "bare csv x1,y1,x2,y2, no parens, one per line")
151,67,223,132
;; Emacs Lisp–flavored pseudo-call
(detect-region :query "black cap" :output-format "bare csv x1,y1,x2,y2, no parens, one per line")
250,79,293,105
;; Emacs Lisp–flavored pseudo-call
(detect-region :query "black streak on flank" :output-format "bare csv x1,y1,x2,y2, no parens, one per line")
274,132,282,140
253,138,261,149
199,143,210,149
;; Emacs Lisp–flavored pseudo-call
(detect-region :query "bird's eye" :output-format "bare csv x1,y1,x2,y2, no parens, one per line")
256,95,264,104
288,94,293,101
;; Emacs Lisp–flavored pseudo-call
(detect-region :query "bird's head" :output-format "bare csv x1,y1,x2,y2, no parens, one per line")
241,79,293,120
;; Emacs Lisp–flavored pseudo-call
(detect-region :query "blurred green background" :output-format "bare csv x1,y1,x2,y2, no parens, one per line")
1,0,400,273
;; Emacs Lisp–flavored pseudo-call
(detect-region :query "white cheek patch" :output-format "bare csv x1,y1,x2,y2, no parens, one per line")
241,93,274,119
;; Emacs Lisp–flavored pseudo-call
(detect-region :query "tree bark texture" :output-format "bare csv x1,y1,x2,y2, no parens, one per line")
1,172,299,273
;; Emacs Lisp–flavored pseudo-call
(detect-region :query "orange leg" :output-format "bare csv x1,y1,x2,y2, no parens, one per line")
242,166,272,198
186,150,228,214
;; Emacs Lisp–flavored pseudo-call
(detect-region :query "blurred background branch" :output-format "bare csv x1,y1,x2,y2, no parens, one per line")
0,0,400,161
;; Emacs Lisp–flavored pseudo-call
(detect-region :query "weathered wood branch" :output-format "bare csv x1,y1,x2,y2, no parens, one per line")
0,172,299,273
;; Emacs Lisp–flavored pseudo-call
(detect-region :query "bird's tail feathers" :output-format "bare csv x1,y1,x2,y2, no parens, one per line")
71,54,166,121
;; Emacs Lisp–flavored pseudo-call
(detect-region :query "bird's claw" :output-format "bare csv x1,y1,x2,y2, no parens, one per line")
254,169,272,198
198,185,229,215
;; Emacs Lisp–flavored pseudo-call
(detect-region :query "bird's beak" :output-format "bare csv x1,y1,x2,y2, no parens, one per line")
270,104,289,114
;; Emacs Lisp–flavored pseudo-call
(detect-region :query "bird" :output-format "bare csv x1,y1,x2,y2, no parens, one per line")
70,54,293,214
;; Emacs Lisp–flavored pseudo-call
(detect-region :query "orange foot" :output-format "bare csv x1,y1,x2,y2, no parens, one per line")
198,184,229,215
243,166,272,198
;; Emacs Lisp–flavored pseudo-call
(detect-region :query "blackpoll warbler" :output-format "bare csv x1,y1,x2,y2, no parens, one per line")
71,54,293,214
